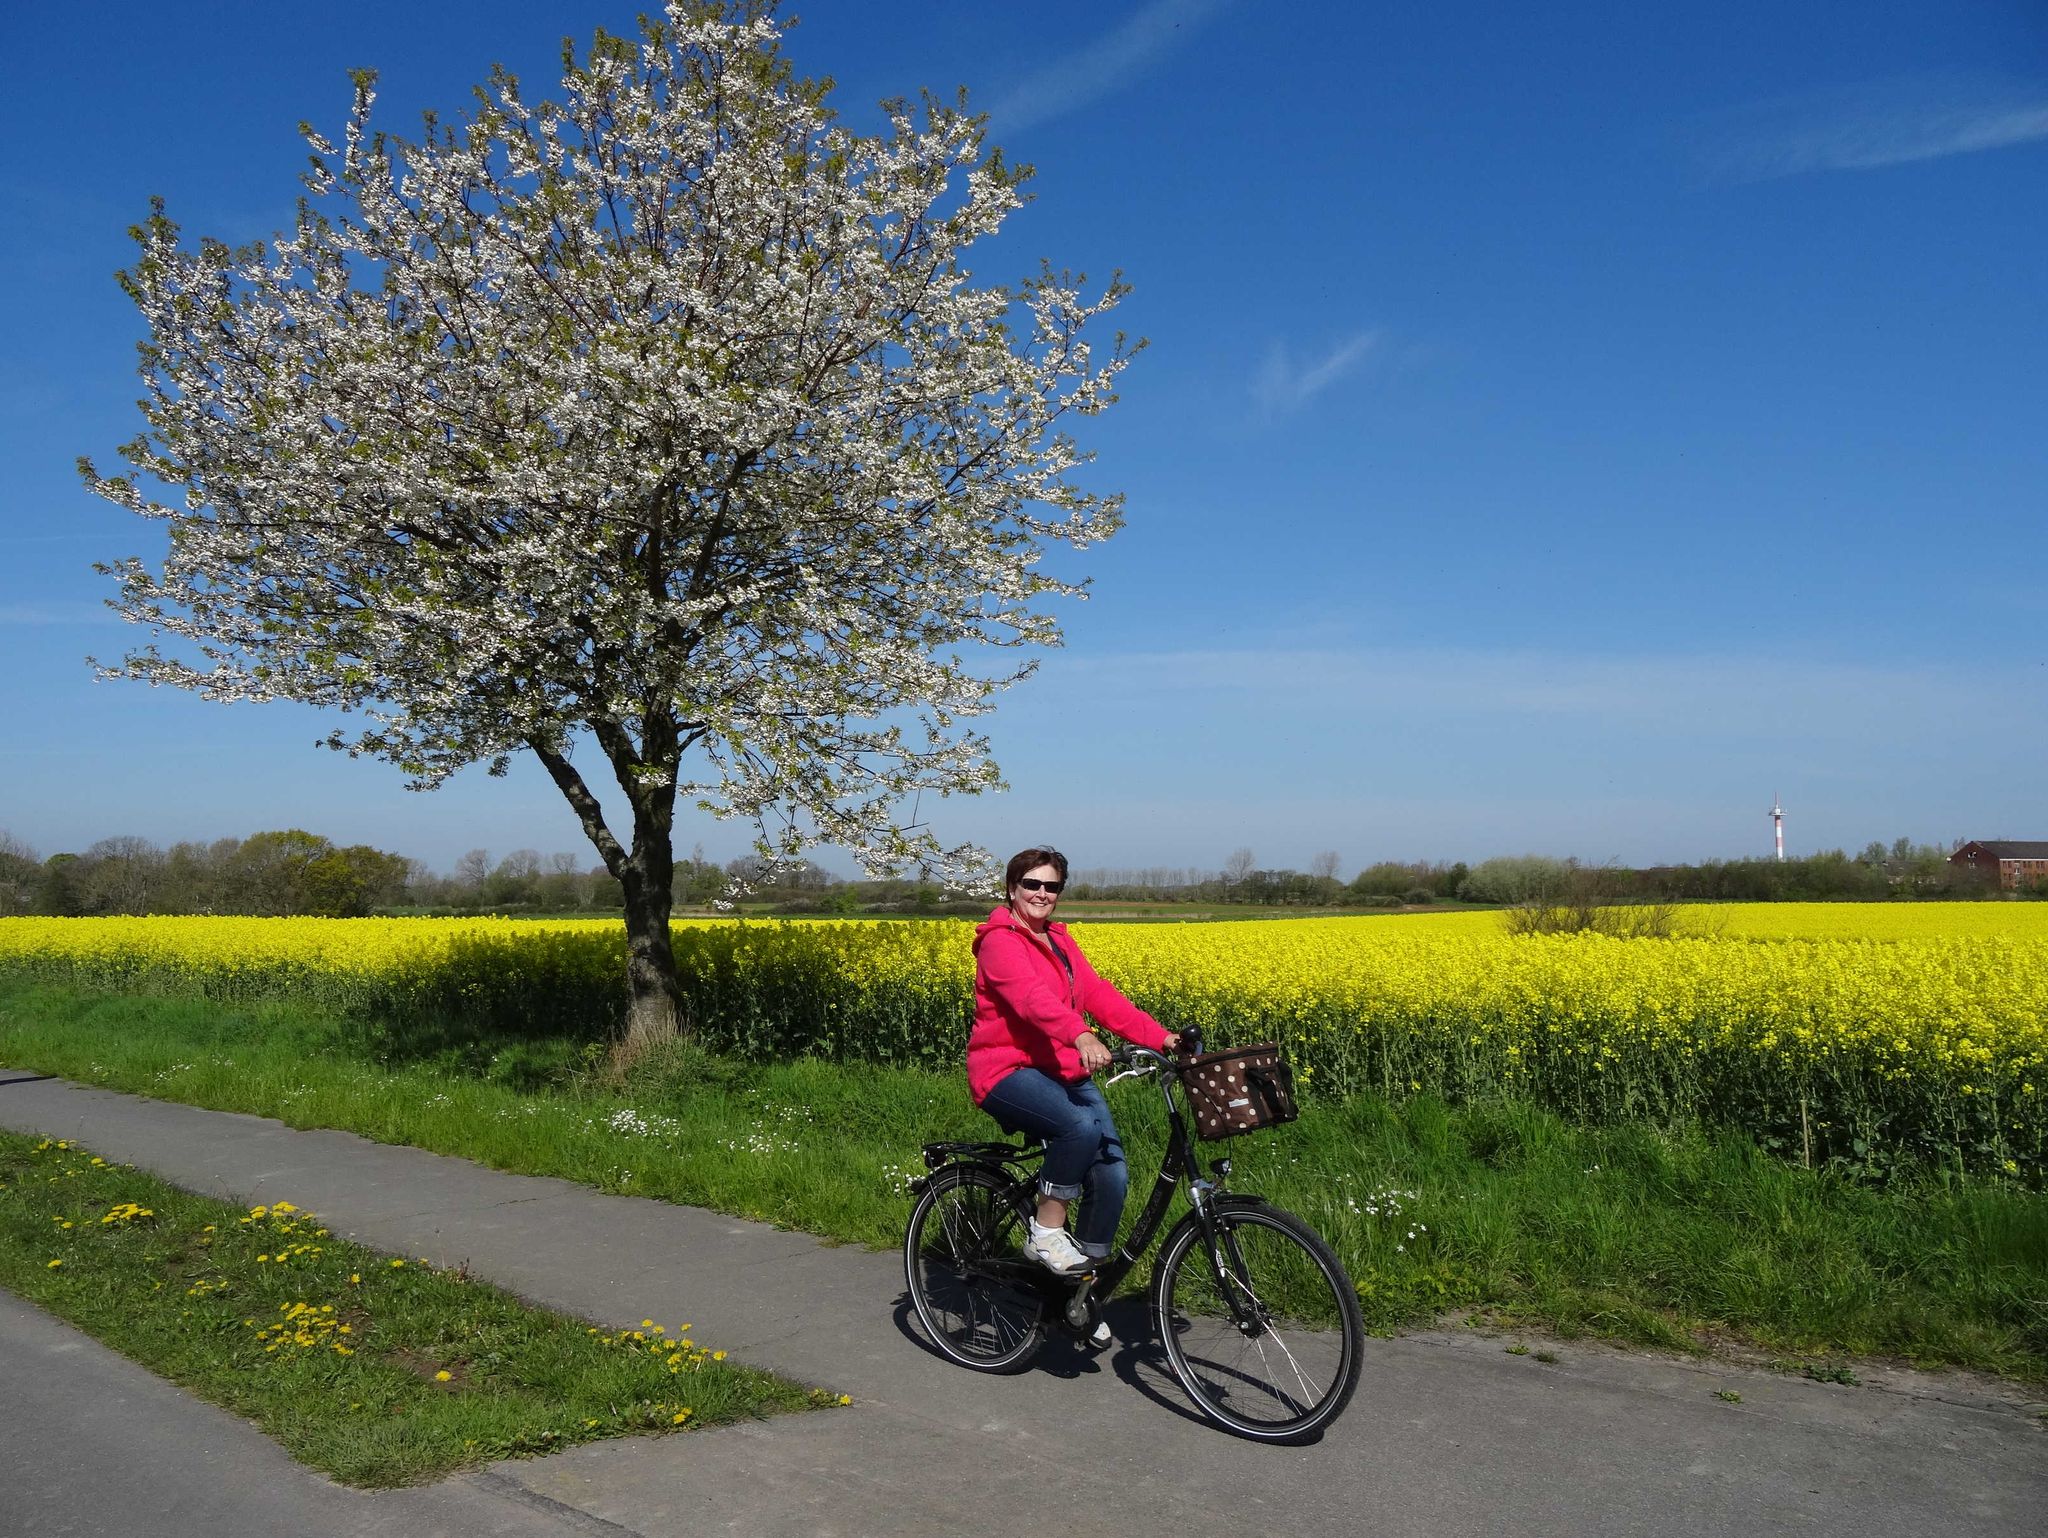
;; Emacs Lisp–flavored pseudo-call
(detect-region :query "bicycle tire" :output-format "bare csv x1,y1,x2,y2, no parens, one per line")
1153,1198,1364,1442
904,1163,1048,1374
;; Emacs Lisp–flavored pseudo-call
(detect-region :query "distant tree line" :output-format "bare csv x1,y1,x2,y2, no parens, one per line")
0,830,2021,921
1069,851,1468,908
1074,839,2016,907
0,829,413,918
0,830,994,919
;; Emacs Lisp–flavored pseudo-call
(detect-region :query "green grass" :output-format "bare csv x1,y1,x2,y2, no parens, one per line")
0,1126,833,1486
3,980,2043,1386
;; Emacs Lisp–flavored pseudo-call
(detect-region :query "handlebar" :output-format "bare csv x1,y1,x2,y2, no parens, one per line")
1104,1045,1170,1085
1103,1025,1203,1084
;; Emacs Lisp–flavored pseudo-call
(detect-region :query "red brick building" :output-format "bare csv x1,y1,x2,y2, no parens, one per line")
1949,841,2048,890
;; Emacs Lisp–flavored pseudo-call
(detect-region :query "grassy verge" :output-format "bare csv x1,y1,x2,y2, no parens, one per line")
0,1127,834,1486
2,981,2043,1386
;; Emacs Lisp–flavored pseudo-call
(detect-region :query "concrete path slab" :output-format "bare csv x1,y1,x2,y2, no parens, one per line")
1,1069,2041,1538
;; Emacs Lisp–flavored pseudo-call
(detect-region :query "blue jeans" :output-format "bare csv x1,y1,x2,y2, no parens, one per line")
981,1068,1129,1257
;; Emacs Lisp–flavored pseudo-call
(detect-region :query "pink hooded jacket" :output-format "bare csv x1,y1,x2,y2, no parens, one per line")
967,906,1172,1105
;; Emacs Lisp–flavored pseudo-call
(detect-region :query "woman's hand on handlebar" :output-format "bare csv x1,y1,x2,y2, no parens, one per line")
1077,1032,1113,1072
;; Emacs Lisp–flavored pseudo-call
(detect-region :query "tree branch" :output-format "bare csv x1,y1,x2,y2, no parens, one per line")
527,737,628,879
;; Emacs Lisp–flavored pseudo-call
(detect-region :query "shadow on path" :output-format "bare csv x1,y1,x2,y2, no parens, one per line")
886,1281,1215,1430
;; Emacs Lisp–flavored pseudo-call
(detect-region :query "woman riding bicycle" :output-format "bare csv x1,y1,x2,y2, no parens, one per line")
969,847,1178,1284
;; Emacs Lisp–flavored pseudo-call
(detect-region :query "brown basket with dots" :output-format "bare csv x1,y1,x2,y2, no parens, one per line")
1178,1044,1300,1140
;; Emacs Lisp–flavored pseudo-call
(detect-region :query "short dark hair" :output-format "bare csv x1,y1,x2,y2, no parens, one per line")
1004,846,1069,900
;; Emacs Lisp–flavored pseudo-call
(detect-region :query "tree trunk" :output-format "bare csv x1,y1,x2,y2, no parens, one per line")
525,732,684,1059
618,797,683,1056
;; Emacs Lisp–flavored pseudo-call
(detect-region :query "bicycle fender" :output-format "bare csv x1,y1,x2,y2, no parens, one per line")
912,1156,1027,1198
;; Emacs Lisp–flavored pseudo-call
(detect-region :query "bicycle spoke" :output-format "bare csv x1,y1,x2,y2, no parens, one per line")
1157,1203,1363,1440
1213,1263,1327,1405
905,1167,1046,1373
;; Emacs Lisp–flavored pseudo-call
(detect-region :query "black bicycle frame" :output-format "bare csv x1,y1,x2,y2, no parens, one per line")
951,1053,1242,1323
1089,1064,1203,1296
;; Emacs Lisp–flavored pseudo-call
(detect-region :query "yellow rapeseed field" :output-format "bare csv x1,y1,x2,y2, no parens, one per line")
1,904,2041,1172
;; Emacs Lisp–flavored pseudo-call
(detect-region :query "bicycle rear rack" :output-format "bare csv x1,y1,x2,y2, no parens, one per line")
918,1137,1042,1170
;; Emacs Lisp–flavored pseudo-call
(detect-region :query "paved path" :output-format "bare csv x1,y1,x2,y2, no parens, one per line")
1,1069,2041,1538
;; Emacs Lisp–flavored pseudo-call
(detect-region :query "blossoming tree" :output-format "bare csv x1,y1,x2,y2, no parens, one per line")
82,1,1136,1045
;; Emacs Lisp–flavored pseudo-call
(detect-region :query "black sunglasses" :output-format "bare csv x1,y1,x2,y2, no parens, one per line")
1015,877,1065,894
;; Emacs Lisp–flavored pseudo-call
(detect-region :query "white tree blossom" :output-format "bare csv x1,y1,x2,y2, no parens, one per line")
82,0,1137,1041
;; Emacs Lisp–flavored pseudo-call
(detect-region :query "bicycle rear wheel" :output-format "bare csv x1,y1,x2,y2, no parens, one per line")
1154,1198,1364,1442
904,1164,1047,1373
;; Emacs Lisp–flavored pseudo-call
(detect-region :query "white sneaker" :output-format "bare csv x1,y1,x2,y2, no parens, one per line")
1024,1222,1094,1274
1087,1320,1113,1348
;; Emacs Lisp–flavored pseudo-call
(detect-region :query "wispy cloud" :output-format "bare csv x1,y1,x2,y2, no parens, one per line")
1252,331,1378,415
987,0,1231,133
1701,74,2048,180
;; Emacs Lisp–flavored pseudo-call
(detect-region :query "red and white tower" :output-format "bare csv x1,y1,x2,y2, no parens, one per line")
1771,792,1784,862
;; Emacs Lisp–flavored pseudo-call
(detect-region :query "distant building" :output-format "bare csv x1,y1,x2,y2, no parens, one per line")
1949,841,2048,890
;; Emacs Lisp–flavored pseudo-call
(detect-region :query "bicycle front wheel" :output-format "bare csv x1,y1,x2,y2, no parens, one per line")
904,1164,1047,1373
1154,1198,1364,1442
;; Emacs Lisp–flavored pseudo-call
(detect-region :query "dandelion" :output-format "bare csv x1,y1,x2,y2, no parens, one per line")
434,1370,452,1382
46,1259,63,1269
671,1410,692,1424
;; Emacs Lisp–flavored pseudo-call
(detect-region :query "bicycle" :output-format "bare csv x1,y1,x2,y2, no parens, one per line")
902,1030,1365,1443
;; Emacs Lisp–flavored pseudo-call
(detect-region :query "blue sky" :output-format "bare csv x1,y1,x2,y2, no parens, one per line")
2,1,2043,876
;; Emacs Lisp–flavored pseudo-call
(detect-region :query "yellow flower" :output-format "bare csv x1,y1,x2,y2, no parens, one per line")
434,1370,452,1382
671,1409,692,1424
389,1259,405,1269
46,1259,63,1269
837,1394,851,1405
